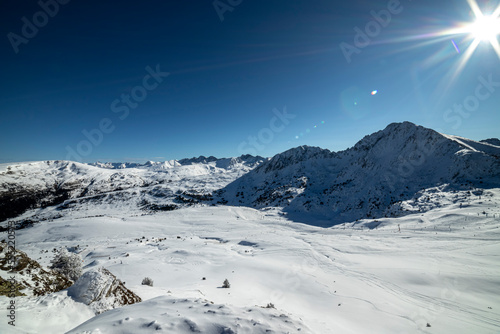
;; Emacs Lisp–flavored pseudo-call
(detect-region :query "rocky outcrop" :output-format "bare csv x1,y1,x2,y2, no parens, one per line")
68,267,141,314
0,242,72,297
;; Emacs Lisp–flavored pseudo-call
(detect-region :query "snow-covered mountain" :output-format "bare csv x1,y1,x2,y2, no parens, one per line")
217,122,500,225
1,122,498,227
1,122,500,334
0,155,264,223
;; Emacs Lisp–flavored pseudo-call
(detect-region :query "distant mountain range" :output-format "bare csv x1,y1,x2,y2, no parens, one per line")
1,122,499,226
0,155,264,223
87,154,263,170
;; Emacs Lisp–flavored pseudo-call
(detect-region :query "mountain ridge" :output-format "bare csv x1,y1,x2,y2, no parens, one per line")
0,155,265,223
1,122,499,227
217,122,500,225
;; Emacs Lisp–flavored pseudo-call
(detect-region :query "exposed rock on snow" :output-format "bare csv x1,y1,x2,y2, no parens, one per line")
0,242,72,297
68,267,141,314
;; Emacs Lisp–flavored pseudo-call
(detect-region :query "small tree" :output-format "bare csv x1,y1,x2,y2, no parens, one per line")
50,248,82,282
222,279,230,288
142,277,154,287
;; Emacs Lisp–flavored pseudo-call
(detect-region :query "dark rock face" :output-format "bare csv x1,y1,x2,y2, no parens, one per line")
480,138,500,147
0,186,72,222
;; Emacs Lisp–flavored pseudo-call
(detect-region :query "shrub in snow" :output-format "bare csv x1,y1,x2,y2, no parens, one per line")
142,277,154,286
222,279,230,288
50,248,82,282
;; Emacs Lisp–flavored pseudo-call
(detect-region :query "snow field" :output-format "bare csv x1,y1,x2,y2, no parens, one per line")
0,189,499,333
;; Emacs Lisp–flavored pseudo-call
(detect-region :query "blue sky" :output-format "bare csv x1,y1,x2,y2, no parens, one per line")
1,0,499,163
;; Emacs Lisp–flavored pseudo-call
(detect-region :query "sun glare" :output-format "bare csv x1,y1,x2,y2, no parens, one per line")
467,15,500,42
438,0,500,84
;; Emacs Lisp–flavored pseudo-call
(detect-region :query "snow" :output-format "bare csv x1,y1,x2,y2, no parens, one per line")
0,156,264,223
0,191,499,333
67,296,310,334
0,291,94,334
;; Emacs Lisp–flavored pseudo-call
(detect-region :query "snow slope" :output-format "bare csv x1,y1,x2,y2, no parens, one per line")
67,295,311,334
0,189,499,333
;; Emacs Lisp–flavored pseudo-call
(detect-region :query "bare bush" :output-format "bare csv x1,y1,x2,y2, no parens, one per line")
50,248,82,282
141,277,154,287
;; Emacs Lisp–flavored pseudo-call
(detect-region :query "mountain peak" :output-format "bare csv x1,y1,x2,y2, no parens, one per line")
178,156,219,165
219,122,500,224
350,121,442,154
257,145,333,173
481,138,500,147
384,121,420,132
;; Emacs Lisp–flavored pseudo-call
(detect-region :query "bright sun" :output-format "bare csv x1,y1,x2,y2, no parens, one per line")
425,0,500,87
467,15,500,42
394,0,500,90
444,0,500,78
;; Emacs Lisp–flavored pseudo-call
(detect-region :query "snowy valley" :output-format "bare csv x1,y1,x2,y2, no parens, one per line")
0,122,499,333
